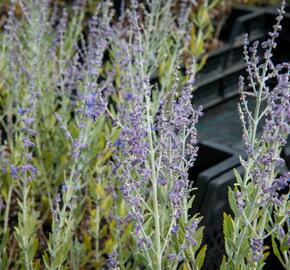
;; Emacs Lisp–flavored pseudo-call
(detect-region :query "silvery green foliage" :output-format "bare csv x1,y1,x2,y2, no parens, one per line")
222,1,290,269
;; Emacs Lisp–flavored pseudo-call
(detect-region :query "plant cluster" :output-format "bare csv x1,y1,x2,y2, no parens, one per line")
0,0,288,270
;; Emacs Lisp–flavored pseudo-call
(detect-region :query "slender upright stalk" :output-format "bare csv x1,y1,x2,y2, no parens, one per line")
146,95,162,270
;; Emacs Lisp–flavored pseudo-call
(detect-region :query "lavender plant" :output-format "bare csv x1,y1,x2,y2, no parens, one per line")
43,108,92,269
222,1,290,269
5,0,288,269
110,0,220,106
13,93,40,270
103,1,220,267
101,2,207,267
1,1,51,268
0,1,107,268
111,55,205,269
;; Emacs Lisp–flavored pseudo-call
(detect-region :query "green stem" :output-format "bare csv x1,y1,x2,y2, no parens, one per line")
146,96,162,270
95,175,101,262
4,186,12,233
36,141,53,212
23,184,33,270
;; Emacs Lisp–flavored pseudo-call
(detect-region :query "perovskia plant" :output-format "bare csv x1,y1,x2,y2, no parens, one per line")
102,1,206,268
0,0,211,269
222,1,290,269
0,0,288,269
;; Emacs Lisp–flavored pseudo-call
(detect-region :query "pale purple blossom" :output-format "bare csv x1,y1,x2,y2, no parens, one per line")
107,251,119,269
250,237,264,262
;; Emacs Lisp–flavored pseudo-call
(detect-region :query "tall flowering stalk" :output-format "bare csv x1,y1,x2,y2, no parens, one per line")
222,2,290,269
43,109,89,270
5,1,53,267
12,93,40,270
43,2,114,266
103,1,215,268
112,57,205,269
107,1,206,266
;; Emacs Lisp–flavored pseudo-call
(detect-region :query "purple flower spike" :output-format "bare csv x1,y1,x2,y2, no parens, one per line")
107,251,119,269
250,237,264,262
18,108,29,115
158,176,167,186
113,138,124,147
10,165,19,179
20,164,37,176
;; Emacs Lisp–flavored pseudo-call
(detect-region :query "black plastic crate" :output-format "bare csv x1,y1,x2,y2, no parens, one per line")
189,141,237,213
219,5,259,43
222,66,246,98
228,10,267,44
193,76,223,108
195,36,290,108
197,6,260,84
195,5,290,108
196,45,230,84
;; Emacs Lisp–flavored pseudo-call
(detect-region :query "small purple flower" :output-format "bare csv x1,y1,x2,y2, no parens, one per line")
124,92,134,101
158,176,167,186
277,225,285,240
54,112,62,122
113,138,123,147
10,165,19,179
62,184,68,192
65,131,72,141
184,219,199,247
278,73,289,88
23,117,35,126
23,138,35,148
85,92,97,108
107,251,119,269
71,140,87,159
171,225,179,234
177,253,184,262
136,235,152,249
85,92,107,121
264,173,289,194
17,108,29,115
26,152,33,161
250,237,264,262
168,191,180,206
166,253,177,261
20,164,37,176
